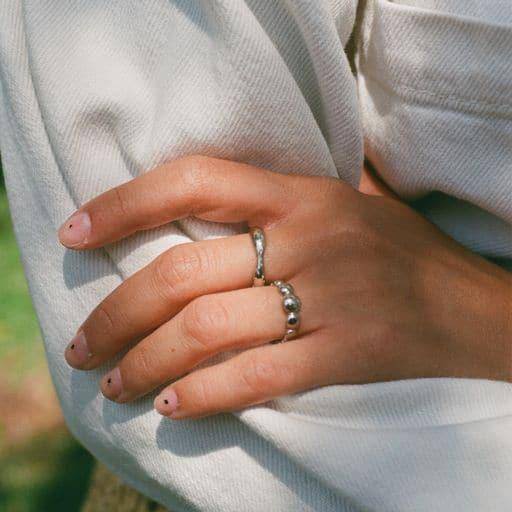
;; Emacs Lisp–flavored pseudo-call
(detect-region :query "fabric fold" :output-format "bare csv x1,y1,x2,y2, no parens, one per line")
1,1,512,510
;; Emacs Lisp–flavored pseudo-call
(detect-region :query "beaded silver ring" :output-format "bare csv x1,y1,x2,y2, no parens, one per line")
271,280,302,342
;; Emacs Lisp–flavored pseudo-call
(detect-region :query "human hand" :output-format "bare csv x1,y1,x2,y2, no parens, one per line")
59,156,512,419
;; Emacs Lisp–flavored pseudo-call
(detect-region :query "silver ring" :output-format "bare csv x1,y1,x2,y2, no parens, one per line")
272,280,301,342
250,226,266,287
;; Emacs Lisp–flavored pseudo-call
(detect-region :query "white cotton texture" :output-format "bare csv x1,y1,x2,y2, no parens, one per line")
1,1,512,511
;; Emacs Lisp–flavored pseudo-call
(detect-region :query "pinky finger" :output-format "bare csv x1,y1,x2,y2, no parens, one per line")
154,334,334,420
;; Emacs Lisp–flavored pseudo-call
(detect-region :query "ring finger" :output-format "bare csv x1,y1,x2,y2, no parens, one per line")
100,279,321,403
65,227,309,370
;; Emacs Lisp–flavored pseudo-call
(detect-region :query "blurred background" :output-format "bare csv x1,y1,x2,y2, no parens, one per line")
0,157,94,512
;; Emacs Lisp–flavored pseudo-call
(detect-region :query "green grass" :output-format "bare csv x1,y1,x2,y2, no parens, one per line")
0,185,45,384
0,430,93,512
0,168,94,512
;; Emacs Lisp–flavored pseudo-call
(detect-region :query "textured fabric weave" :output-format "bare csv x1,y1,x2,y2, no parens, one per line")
359,0,512,259
1,1,512,511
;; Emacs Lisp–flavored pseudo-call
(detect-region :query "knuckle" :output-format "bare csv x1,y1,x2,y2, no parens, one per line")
332,202,379,245
111,185,131,218
122,343,157,387
318,176,352,202
175,155,213,202
93,302,118,339
154,243,208,298
298,176,356,221
240,355,281,396
341,213,374,240
177,154,211,169
189,375,214,412
363,320,402,364
182,296,231,350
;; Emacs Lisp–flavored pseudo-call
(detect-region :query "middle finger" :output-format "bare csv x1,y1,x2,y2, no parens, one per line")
100,279,320,403
64,229,301,370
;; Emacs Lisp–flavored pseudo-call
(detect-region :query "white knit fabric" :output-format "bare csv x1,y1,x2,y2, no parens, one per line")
1,1,512,511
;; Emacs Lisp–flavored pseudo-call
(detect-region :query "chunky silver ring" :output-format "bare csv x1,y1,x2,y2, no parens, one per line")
250,226,266,287
272,280,302,342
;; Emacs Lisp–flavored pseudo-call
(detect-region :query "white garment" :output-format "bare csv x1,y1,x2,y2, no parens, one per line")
1,1,511,511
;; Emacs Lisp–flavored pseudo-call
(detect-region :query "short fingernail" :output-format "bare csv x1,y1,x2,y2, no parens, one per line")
101,367,125,401
58,211,91,247
154,389,179,417
65,331,92,368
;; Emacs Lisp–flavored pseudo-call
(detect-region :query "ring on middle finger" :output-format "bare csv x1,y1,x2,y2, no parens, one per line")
249,226,267,287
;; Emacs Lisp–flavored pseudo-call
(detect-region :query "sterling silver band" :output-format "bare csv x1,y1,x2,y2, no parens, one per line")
250,226,266,287
272,280,301,342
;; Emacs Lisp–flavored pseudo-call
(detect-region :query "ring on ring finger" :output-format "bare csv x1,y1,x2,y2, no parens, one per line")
272,280,302,342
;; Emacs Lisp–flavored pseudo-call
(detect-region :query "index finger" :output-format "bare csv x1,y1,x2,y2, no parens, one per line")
58,155,298,250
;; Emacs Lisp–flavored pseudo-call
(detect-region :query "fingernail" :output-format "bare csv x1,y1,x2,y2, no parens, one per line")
101,367,125,401
58,211,91,247
65,331,92,368
154,389,179,417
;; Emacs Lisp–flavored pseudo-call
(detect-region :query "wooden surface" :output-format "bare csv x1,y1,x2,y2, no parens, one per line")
81,464,169,512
